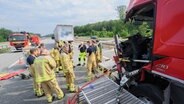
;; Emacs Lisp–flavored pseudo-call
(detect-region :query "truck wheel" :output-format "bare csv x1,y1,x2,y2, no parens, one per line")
129,84,163,104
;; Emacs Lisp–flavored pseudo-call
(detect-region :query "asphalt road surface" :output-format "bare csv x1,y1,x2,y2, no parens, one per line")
0,38,115,104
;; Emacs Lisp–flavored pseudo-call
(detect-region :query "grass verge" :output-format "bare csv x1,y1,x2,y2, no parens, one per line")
0,48,10,54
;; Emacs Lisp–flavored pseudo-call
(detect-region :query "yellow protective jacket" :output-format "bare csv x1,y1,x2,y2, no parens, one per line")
60,52,73,73
50,48,60,61
33,56,56,83
28,65,35,77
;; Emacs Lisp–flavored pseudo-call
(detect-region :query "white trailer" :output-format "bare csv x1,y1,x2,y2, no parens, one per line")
54,25,74,41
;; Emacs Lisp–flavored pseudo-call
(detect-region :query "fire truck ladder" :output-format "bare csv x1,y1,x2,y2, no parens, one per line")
78,76,145,104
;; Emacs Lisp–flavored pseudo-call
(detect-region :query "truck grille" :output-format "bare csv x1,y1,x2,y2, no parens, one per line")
14,43,24,47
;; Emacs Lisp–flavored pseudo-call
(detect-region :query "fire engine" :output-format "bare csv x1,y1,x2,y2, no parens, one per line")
9,32,40,50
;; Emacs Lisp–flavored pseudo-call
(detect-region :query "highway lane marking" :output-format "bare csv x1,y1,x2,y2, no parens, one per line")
8,57,24,69
103,56,110,60
103,49,114,53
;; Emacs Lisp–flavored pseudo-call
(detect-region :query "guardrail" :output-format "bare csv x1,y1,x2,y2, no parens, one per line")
0,44,9,50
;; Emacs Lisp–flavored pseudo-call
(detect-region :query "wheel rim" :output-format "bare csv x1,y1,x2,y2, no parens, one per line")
138,97,154,104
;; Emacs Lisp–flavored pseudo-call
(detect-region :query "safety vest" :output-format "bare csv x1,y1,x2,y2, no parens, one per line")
33,56,56,83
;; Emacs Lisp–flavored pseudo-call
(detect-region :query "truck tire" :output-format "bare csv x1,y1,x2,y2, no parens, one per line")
129,84,163,104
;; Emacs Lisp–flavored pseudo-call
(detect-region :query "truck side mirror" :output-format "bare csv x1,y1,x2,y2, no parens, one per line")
51,36,55,39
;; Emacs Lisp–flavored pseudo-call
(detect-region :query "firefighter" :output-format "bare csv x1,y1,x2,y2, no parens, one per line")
68,41,75,68
50,46,61,73
55,41,59,48
77,42,87,66
86,40,97,81
60,43,76,92
96,40,102,63
94,40,102,71
26,48,44,97
33,49,64,103
57,40,64,49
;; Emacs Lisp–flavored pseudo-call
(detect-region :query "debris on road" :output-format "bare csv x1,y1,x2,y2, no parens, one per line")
0,70,25,80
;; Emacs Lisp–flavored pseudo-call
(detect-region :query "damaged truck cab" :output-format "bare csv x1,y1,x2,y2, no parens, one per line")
122,0,184,104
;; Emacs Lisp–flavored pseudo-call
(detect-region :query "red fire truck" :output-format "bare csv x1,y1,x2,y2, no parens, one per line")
30,35,40,46
9,32,40,50
9,32,30,50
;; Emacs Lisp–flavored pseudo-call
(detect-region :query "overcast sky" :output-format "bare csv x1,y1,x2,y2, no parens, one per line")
0,0,129,35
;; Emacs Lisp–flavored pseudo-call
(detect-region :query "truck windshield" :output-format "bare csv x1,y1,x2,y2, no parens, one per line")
120,3,155,63
125,3,154,37
9,35,26,41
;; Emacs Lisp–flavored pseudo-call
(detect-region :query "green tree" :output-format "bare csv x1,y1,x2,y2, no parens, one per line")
0,28,13,42
117,5,126,21
138,22,153,37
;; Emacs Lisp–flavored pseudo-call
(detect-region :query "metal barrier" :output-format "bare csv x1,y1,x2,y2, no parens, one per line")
68,76,145,104
0,44,9,50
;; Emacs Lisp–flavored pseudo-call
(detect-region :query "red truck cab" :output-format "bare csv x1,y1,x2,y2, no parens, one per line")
9,33,29,50
120,0,184,103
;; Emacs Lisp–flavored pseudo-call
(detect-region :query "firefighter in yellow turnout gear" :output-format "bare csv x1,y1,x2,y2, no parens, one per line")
96,40,102,63
60,43,76,92
86,41,97,81
26,48,43,97
56,40,64,49
68,41,74,68
50,46,61,72
33,49,64,103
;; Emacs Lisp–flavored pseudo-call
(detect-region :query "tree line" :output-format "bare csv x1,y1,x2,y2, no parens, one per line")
74,5,152,38
0,28,13,42
74,20,152,38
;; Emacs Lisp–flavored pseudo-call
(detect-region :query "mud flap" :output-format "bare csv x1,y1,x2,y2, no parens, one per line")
170,81,184,104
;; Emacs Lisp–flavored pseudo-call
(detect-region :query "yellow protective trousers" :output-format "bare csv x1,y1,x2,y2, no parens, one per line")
69,51,74,67
55,60,61,72
28,66,43,96
79,52,86,64
60,52,76,91
41,78,64,102
96,46,102,63
87,53,97,81
65,72,75,92
33,80,43,96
